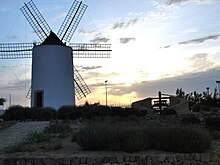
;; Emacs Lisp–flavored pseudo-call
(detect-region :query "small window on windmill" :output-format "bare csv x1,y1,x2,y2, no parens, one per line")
34,90,44,108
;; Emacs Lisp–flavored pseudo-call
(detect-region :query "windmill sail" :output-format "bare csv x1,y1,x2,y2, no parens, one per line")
74,66,91,100
20,0,51,41
0,43,34,59
57,0,87,42
26,86,32,99
70,43,111,58
1,0,112,107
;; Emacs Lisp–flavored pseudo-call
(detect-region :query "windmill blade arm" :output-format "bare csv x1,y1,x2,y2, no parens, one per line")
74,66,91,100
0,43,34,59
70,43,111,58
57,0,87,42
20,0,51,41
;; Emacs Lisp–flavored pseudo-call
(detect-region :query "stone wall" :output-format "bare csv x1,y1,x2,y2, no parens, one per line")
132,98,152,110
132,96,190,115
0,152,220,165
169,96,189,115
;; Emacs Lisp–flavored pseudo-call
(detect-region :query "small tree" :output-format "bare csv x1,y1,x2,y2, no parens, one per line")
176,88,185,98
201,87,219,106
0,98,6,106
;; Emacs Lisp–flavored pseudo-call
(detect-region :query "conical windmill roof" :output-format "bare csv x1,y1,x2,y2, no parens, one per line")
41,31,65,46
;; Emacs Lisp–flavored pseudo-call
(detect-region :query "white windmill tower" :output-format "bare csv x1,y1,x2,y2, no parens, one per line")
0,0,111,109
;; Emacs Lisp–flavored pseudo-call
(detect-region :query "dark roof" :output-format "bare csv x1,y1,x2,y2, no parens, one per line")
41,31,65,46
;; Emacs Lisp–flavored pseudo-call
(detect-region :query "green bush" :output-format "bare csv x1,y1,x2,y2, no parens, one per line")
76,121,211,153
5,141,34,153
3,106,56,121
71,132,78,142
5,131,50,153
181,115,201,124
109,127,149,152
58,106,74,119
76,121,110,150
38,108,57,120
160,108,177,115
24,131,50,144
29,108,56,120
41,138,62,150
206,117,220,130
151,126,211,153
44,123,72,134
3,105,28,121
3,104,147,121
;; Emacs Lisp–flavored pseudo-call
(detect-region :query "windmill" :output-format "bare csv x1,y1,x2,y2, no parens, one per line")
0,0,111,109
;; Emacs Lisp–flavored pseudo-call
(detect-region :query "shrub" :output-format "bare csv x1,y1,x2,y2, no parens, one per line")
5,131,50,153
160,108,177,115
44,123,72,134
38,108,57,120
181,115,201,125
71,132,78,142
3,105,28,121
111,107,138,117
192,103,201,112
5,141,34,153
58,106,74,119
151,126,211,153
206,117,220,130
41,138,62,150
3,106,57,121
76,121,110,150
109,127,149,152
211,131,220,139
24,131,50,144
76,121,211,153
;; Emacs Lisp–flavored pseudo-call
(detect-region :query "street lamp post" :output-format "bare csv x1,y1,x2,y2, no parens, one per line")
216,81,220,98
105,80,108,106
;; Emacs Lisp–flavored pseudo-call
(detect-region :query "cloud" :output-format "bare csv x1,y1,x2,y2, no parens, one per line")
189,53,214,70
90,37,110,43
7,35,20,40
89,82,126,93
112,18,139,30
160,45,171,49
81,71,119,81
0,7,7,12
50,13,66,22
161,34,220,48
51,5,64,10
0,79,31,91
78,28,95,34
120,37,136,44
165,0,211,6
179,35,220,45
76,65,102,71
107,67,220,98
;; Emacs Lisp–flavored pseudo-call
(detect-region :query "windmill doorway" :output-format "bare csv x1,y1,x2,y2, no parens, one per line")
34,90,44,108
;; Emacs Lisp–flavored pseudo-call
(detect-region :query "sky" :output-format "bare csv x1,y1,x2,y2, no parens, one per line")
1,0,220,107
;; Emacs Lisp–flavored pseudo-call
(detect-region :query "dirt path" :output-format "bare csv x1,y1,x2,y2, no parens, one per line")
0,121,49,152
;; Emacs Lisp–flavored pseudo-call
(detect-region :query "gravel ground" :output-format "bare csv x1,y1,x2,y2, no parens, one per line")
0,121,49,152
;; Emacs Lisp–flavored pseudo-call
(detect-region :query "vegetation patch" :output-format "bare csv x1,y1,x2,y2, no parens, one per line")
151,126,211,153
206,117,220,130
181,115,201,125
160,108,177,115
5,131,62,153
76,121,212,153
44,122,72,134
2,104,147,121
